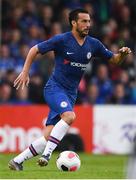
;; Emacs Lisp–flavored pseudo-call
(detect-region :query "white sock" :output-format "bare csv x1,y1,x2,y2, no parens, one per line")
14,136,47,164
42,119,69,157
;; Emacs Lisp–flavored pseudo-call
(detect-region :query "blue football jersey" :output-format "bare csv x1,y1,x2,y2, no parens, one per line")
37,32,113,91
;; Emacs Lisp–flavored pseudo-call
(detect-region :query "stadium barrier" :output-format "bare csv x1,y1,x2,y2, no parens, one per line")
0,105,93,153
0,105,136,154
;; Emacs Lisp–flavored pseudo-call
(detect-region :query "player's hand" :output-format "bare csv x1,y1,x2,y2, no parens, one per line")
119,47,131,57
14,71,30,90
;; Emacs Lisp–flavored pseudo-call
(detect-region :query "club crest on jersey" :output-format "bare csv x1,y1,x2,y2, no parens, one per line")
60,101,68,108
87,52,92,59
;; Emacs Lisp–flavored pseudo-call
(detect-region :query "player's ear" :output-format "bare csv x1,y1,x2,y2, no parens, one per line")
71,20,76,27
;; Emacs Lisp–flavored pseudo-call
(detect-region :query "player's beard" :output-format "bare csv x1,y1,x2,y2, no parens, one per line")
76,27,89,38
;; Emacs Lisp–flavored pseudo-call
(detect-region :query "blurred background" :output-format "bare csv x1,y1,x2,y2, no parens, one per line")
1,0,136,105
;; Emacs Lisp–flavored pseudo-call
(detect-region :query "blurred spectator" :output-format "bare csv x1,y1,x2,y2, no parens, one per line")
118,5,131,28
118,70,129,86
12,86,32,105
87,83,105,104
91,64,113,102
9,29,22,58
41,5,54,36
14,44,39,75
26,24,43,47
0,82,12,104
0,44,15,77
1,0,136,105
60,8,71,32
109,44,122,81
102,18,118,41
130,81,136,104
19,0,40,31
118,28,134,50
117,70,131,100
5,69,17,85
112,0,127,23
9,7,24,29
122,53,136,80
29,74,44,103
107,83,128,104
50,22,62,36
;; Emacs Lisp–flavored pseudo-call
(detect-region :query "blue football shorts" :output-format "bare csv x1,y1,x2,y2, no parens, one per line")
43,83,77,126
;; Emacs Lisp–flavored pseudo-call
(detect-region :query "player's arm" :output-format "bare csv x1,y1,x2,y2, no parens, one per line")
14,35,62,90
109,47,131,65
14,45,39,90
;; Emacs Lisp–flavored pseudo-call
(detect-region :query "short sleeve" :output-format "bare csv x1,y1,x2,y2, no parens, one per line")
96,40,113,60
37,34,63,54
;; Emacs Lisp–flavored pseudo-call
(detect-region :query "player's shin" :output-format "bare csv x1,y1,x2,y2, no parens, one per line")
42,119,70,159
13,136,47,164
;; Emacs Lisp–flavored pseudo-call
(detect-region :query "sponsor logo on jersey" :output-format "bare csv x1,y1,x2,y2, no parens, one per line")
70,62,88,71
63,59,88,71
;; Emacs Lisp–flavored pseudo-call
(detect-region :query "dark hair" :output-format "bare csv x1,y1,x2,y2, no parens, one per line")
69,8,89,27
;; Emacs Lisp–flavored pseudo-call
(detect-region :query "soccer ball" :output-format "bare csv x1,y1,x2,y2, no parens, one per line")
56,151,81,171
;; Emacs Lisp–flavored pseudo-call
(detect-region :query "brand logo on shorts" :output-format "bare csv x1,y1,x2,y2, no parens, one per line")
60,101,68,108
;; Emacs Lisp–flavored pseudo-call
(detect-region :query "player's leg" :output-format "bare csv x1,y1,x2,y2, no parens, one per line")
8,125,53,171
37,83,77,166
38,111,76,166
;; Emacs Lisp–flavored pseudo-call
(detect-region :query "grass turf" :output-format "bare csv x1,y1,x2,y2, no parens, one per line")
0,153,128,179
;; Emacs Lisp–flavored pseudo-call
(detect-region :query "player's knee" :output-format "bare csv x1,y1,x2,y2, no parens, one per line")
61,111,76,125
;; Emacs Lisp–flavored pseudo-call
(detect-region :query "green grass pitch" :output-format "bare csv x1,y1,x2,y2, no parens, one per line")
0,153,128,179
